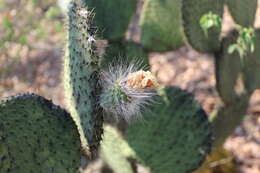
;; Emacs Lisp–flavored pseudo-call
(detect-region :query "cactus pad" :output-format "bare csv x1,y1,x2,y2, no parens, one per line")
84,0,137,41
182,0,224,52
101,125,136,173
226,0,257,27
101,41,149,68
211,95,249,147
243,29,260,92
140,0,184,52
215,30,242,103
126,86,212,173
0,94,81,173
63,2,103,157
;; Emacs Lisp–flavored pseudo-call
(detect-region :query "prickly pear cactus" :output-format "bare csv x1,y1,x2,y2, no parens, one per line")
0,94,81,173
140,0,184,52
182,0,224,53
84,0,137,41
215,30,242,104
243,29,260,93
101,41,149,68
101,86,212,173
226,0,257,27
63,2,103,157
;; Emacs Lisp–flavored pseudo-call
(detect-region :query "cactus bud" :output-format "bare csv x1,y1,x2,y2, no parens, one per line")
100,61,158,122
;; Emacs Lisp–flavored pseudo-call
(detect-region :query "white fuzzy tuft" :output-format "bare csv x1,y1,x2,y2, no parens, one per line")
100,60,158,123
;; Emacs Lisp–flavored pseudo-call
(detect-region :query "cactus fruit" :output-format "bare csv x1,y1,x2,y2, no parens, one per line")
226,0,257,27
101,41,149,68
140,0,184,52
100,62,158,122
182,0,224,53
215,30,242,104
101,86,212,173
242,29,260,93
84,0,137,41
0,94,81,173
63,2,103,157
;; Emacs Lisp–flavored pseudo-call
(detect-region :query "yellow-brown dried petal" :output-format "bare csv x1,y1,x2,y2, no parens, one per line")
127,70,159,90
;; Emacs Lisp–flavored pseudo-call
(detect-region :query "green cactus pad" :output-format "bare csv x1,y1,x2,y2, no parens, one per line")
101,41,149,68
243,29,260,92
0,94,81,173
63,2,103,157
84,0,137,41
101,125,136,173
182,0,224,52
140,0,184,52
215,30,242,103
211,94,249,147
126,86,212,173
226,0,257,27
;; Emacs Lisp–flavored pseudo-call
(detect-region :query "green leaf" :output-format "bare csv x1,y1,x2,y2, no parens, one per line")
18,35,28,45
3,16,13,30
45,7,61,20
228,44,238,54
199,11,222,37
228,25,256,58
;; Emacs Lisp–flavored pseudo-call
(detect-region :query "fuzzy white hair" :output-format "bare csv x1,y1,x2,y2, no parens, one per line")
100,60,157,123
